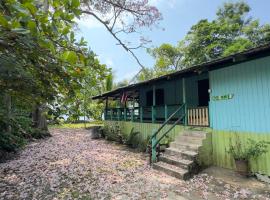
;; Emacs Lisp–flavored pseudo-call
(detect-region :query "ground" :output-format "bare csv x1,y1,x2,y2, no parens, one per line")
0,129,269,200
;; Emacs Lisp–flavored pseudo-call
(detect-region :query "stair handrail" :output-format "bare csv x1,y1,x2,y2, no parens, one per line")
150,103,187,163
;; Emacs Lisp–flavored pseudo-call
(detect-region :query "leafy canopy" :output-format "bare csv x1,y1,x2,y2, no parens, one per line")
145,1,270,79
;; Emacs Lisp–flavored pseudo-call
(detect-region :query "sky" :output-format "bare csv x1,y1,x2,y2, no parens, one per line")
77,0,270,82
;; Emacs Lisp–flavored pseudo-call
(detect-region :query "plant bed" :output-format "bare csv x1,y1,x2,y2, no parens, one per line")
228,134,270,177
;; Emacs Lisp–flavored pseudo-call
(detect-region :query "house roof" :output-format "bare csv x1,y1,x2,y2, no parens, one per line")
93,43,270,100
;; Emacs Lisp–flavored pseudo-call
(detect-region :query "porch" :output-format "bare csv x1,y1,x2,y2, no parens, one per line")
104,105,209,127
100,72,210,127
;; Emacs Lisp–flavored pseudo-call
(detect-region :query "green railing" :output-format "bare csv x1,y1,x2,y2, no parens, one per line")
150,103,187,163
104,104,184,123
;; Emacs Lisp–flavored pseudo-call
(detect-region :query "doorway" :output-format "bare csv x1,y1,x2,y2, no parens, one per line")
198,79,209,107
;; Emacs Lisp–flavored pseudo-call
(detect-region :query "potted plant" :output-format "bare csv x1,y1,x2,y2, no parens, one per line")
228,135,270,176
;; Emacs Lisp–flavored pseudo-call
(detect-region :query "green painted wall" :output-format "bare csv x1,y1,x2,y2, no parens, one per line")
104,120,185,142
212,130,270,175
138,73,208,119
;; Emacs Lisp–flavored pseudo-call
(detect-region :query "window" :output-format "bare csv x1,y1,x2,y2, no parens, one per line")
146,88,165,106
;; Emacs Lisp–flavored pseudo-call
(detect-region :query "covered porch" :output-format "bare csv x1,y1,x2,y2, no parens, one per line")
95,72,210,127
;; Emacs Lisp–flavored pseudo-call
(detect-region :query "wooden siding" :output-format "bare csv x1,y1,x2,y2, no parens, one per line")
139,73,208,119
104,120,184,142
212,130,270,176
209,56,270,133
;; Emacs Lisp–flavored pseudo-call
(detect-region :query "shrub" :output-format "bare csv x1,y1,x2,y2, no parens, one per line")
0,132,26,152
228,134,270,161
102,124,150,152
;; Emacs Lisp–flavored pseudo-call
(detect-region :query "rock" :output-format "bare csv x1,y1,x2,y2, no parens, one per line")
89,126,102,139
256,173,270,184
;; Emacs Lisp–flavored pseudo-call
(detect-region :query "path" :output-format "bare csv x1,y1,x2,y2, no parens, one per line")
0,128,269,200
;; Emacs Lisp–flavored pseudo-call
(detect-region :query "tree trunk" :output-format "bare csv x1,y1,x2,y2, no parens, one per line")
4,93,12,134
32,104,48,131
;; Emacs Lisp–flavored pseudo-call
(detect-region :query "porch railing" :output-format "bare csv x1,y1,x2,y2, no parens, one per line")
150,103,187,163
187,107,209,126
105,104,184,123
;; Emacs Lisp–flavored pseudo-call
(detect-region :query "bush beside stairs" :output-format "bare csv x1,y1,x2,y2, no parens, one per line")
153,130,212,180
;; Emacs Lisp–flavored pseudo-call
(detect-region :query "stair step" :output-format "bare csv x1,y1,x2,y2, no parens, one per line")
153,162,190,180
159,154,193,169
170,141,201,151
165,148,198,160
182,131,207,138
174,135,204,144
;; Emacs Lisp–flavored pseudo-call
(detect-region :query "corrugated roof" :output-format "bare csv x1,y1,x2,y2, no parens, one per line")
93,43,270,100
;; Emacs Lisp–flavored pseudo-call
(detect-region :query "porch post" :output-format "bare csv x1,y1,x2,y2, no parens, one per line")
152,85,156,123
140,106,143,122
182,78,187,125
124,108,127,121
124,100,127,121
131,97,135,122
164,104,168,120
110,108,113,120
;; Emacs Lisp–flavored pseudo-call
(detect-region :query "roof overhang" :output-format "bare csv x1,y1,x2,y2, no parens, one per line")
93,43,270,100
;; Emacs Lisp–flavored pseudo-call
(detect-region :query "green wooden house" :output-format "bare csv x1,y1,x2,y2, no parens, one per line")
93,44,270,179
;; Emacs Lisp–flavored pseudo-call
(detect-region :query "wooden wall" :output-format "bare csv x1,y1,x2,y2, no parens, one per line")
209,56,270,132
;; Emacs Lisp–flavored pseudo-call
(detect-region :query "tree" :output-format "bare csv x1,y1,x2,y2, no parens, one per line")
147,1,270,77
179,2,270,66
0,0,107,150
0,0,161,151
148,43,182,76
80,0,162,71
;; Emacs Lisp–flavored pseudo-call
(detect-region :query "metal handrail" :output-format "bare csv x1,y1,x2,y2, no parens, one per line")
150,103,187,163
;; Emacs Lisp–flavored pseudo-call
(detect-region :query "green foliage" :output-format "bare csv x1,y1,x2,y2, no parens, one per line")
0,0,109,152
228,134,270,161
0,132,26,152
102,124,150,152
148,43,182,76
146,1,270,79
102,122,124,143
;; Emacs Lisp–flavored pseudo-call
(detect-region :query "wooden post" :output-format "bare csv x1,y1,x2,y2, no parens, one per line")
182,78,186,104
124,108,127,121
164,104,168,121
117,108,120,121
110,108,113,120
140,106,143,122
152,85,156,123
182,78,187,125
131,108,134,122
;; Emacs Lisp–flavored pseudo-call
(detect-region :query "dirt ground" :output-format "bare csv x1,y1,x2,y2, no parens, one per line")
0,128,269,200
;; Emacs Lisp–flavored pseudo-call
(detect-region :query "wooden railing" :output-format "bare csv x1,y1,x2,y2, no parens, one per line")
187,107,209,126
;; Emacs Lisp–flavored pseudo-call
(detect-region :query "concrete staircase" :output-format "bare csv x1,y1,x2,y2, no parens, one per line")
153,130,207,180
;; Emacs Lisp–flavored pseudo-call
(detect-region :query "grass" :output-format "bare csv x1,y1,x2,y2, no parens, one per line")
49,121,103,129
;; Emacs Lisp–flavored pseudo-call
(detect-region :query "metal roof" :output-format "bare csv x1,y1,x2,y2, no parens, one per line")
93,43,270,100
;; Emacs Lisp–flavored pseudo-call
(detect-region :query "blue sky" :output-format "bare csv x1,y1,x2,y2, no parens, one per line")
77,0,270,82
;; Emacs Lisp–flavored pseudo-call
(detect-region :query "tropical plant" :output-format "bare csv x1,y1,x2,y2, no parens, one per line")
228,135,270,161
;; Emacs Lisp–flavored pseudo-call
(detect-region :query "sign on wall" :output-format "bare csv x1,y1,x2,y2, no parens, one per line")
212,94,234,101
